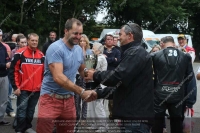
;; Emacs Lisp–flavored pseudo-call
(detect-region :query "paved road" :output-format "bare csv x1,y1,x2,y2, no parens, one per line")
1,63,200,133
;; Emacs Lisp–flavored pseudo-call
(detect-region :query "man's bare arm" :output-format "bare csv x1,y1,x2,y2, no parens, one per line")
49,63,96,101
49,63,83,94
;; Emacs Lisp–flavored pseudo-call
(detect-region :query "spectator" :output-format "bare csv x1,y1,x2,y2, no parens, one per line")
79,34,93,55
3,33,17,50
10,33,45,133
103,34,121,71
113,36,121,52
11,35,27,59
178,34,195,63
0,31,16,118
103,34,121,120
0,29,11,126
177,34,197,131
42,31,57,55
1,34,11,58
150,44,161,53
12,34,18,42
10,35,27,101
87,42,108,132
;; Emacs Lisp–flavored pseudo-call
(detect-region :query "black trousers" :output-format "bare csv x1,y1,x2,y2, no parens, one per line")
152,97,183,133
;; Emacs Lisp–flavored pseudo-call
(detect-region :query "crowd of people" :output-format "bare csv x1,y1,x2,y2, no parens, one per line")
0,18,198,133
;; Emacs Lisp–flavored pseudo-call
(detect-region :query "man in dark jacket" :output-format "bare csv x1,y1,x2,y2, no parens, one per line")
0,29,11,126
85,23,154,132
151,36,193,133
42,31,56,55
103,34,121,70
103,34,121,119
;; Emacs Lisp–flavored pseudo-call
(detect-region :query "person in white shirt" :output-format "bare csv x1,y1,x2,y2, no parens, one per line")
87,42,108,132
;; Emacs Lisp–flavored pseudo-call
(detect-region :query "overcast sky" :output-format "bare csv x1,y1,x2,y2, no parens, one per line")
95,10,107,22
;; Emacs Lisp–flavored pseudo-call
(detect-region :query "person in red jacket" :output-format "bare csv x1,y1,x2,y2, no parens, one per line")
10,33,44,133
178,34,195,63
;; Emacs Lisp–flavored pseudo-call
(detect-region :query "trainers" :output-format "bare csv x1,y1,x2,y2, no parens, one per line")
8,112,16,117
0,121,11,126
10,94,17,100
25,128,36,133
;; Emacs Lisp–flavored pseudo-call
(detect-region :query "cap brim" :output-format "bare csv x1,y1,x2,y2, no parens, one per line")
178,37,185,39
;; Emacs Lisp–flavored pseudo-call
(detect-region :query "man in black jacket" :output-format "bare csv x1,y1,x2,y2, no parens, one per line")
0,29,11,126
103,34,121,120
42,31,56,55
151,36,193,133
103,34,121,70
85,23,154,133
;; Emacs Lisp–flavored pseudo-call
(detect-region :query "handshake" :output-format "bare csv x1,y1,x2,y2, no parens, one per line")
80,89,97,102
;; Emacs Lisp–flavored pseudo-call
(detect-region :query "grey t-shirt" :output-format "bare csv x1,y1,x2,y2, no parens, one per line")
40,39,84,95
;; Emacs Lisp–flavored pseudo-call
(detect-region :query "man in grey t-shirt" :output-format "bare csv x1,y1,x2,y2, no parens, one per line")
36,18,96,133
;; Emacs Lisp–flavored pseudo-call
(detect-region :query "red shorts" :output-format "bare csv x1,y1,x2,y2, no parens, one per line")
36,94,76,133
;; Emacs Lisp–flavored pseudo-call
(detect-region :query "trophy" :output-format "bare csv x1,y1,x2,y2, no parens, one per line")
84,52,98,90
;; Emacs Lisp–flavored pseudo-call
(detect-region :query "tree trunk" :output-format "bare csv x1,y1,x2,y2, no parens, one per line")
20,0,25,25
59,0,63,38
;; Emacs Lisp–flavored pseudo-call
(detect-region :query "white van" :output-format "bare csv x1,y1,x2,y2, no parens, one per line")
155,34,193,48
98,29,159,52
143,30,160,48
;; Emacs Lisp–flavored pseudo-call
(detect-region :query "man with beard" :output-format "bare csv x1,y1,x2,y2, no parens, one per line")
42,31,57,55
36,18,96,133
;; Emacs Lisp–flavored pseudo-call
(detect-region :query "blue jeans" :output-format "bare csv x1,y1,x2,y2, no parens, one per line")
15,90,40,132
6,83,14,114
121,122,151,133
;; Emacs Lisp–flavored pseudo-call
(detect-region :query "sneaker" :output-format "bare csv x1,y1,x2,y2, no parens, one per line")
10,94,17,100
0,121,11,126
25,128,36,133
8,112,16,117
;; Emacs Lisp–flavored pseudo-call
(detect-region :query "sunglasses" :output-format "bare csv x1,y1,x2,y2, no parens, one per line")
126,23,135,34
